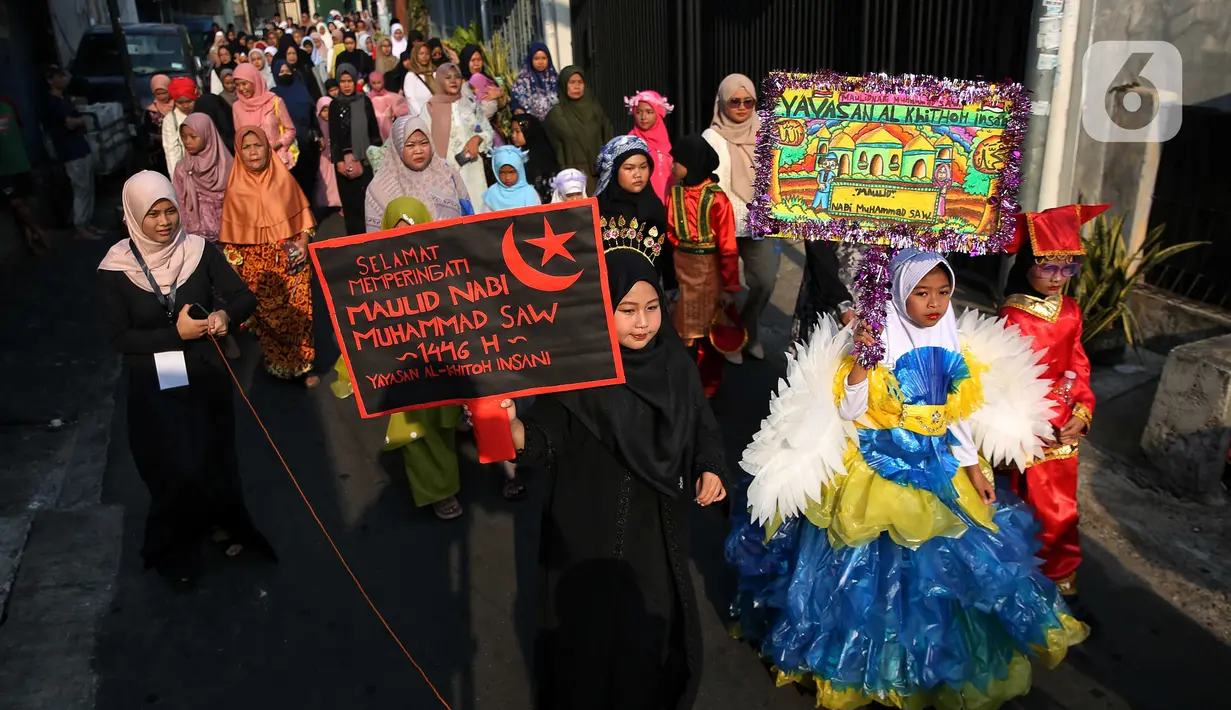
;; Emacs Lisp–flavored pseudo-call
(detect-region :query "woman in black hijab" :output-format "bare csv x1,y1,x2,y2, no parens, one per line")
276,40,322,104
492,241,728,710
426,37,447,67
334,31,373,77
511,114,558,203
328,64,381,235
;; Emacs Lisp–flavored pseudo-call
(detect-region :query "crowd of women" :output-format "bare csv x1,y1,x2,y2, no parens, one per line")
98,10,1094,710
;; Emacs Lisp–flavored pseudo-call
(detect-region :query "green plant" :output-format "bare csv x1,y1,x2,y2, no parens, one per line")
442,23,516,139
408,0,430,39
1071,212,1205,345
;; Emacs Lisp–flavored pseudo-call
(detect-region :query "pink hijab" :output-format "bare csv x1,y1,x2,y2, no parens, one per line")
231,63,277,127
174,113,232,238
368,71,409,141
99,171,206,292
147,75,174,115
626,90,674,201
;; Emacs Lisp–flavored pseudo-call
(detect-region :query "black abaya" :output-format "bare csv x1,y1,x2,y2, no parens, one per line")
328,91,381,235
516,395,712,710
98,245,273,576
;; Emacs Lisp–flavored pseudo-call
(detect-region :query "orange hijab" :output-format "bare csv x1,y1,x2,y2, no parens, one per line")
220,126,315,244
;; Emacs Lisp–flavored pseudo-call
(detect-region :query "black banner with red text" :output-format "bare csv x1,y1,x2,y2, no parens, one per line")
310,201,623,418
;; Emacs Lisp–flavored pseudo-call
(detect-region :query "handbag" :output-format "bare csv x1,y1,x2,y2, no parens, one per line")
709,304,749,355
272,97,300,167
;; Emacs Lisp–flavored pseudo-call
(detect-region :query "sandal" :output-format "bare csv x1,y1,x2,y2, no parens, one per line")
431,496,463,520
502,477,527,501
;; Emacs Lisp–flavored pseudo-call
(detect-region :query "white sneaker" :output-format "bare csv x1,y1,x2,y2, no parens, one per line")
746,341,766,360
724,350,744,365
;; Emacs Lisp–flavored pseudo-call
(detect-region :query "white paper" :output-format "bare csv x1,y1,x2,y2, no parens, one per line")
154,351,190,390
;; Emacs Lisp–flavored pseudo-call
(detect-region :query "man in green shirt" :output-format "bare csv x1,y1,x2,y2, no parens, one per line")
0,99,50,254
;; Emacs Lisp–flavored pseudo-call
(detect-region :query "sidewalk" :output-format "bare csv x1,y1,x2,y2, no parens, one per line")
0,194,126,709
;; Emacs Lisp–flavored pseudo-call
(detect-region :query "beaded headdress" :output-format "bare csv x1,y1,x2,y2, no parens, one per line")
600,215,662,264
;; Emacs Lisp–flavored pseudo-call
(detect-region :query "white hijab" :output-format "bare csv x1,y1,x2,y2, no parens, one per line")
390,23,408,57
550,168,589,203
883,248,962,366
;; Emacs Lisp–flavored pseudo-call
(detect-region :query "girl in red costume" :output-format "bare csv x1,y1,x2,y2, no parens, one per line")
1000,203,1108,619
666,136,740,397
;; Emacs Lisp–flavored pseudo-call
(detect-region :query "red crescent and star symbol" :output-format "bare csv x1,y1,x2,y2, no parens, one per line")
501,217,583,292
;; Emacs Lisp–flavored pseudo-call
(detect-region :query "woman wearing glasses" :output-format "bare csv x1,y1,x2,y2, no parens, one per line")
703,74,777,365
999,204,1106,623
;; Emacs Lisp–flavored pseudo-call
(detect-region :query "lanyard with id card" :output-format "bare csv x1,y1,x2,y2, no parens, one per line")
130,240,190,390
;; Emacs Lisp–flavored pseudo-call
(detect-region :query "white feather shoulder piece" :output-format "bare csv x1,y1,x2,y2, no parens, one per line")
742,316,856,526
956,309,1056,471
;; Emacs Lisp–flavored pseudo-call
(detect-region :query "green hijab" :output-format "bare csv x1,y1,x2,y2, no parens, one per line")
382,196,434,230
332,197,438,401
546,66,612,176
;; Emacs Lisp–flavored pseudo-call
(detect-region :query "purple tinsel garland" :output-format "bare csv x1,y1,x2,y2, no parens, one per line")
853,246,895,367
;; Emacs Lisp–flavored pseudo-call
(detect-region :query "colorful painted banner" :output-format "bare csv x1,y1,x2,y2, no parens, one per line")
748,72,1029,255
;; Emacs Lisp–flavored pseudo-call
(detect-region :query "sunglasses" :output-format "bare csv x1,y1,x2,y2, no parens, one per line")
1033,263,1081,279
727,97,757,109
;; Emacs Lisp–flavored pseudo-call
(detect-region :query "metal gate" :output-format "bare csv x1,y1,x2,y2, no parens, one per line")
573,0,1033,136
488,0,542,71
572,0,1033,293
1145,106,1231,307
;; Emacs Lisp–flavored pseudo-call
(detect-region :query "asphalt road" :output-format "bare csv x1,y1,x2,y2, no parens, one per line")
91,213,1227,710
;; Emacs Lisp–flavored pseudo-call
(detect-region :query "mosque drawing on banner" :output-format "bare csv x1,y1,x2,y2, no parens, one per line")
765,86,1011,238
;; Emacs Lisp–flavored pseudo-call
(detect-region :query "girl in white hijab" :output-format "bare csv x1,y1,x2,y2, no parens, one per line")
727,247,1087,709
248,48,276,89
549,168,588,203
390,23,408,57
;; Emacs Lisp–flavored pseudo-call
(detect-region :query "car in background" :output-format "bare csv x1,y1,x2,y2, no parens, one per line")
70,23,199,112
173,14,222,62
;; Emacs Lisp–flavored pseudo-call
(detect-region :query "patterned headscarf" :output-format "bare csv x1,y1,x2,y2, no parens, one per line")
364,114,470,231
594,134,650,196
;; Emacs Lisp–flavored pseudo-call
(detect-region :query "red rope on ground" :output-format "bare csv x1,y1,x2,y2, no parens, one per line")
211,337,453,710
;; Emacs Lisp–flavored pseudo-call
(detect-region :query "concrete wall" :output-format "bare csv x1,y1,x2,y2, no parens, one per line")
1070,0,1231,227
1142,333,1231,503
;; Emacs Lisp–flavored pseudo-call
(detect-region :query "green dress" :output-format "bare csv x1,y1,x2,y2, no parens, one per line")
331,197,462,507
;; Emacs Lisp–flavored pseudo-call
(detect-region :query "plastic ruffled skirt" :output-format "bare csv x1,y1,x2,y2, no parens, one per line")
725,481,1087,710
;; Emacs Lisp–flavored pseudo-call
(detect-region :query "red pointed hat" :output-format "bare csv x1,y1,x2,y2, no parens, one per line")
1007,203,1112,257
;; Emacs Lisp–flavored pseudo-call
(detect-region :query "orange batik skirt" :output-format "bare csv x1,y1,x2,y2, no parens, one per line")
223,242,315,379
673,250,721,342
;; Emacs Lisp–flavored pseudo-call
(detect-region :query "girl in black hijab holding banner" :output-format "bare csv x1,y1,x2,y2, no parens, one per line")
483,235,728,710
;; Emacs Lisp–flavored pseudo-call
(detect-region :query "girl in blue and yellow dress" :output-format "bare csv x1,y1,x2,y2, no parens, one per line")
727,248,1086,710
